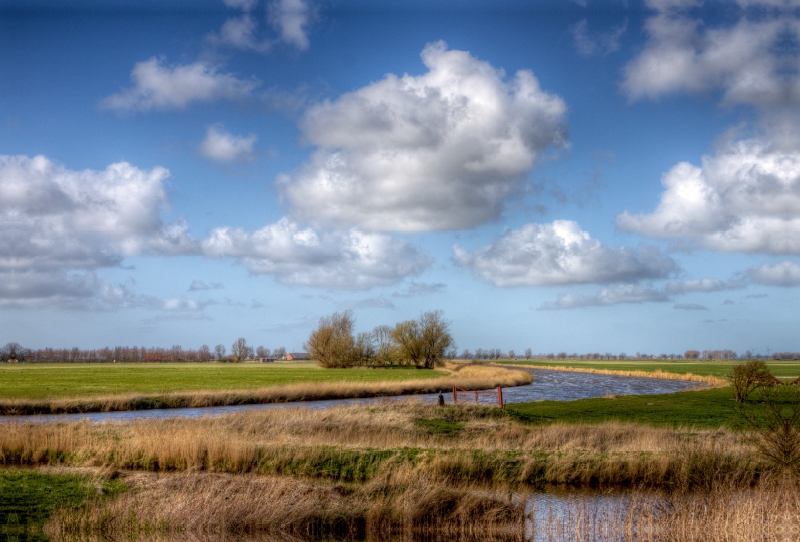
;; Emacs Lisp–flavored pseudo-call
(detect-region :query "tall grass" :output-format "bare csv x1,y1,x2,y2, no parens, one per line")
0,400,772,490
0,363,531,415
531,479,800,541
46,471,527,539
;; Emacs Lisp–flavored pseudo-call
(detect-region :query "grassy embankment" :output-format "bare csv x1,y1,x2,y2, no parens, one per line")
0,362,531,415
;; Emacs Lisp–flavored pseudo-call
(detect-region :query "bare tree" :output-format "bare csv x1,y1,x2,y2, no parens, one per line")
392,311,453,369
728,360,780,403
737,384,800,474
214,344,226,360
273,347,286,359
198,345,211,361
508,349,515,360
231,337,249,362
256,346,270,359
304,311,356,368
461,349,470,360
372,325,396,366
524,348,532,359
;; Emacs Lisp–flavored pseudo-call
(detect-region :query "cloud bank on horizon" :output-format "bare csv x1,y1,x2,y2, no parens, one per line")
3,0,800,351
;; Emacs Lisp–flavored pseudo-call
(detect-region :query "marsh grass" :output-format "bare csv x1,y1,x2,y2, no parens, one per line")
46,471,527,540
0,400,773,491
0,363,531,415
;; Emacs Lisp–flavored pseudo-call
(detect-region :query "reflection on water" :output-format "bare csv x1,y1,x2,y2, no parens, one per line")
0,369,704,425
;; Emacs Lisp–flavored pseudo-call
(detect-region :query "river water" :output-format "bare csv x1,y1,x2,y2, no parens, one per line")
0,368,703,424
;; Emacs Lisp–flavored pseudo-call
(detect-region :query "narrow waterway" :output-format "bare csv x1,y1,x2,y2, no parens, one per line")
0,369,704,424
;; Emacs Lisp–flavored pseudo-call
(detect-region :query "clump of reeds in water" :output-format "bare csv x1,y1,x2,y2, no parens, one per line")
46,471,528,541
529,478,800,541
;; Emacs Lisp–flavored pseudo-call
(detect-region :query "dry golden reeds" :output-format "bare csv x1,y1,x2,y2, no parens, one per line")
0,400,770,490
0,363,531,416
46,471,527,540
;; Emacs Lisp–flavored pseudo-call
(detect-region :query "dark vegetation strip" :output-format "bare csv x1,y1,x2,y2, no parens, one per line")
506,359,800,378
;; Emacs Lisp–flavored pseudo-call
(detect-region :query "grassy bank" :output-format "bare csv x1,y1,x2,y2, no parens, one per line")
507,387,740,429
0,364,531,415
0,399,775,491
0,470,124,542
506,358,800,379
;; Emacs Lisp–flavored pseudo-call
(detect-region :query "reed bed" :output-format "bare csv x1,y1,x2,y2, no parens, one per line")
530,479,800,541
46,471,527,540
513,364,727,388
0,363,531,416
0,400,771,490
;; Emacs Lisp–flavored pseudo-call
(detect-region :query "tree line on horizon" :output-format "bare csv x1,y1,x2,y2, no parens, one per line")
0,341,288,363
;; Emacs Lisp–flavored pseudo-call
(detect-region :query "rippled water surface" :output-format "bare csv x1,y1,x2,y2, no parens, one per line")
0,368,704,424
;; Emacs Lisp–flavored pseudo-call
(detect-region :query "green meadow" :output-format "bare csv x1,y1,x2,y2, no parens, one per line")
0,362,443,400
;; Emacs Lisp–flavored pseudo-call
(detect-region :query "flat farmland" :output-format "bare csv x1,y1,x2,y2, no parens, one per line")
0,362,444,400
505,359,800,378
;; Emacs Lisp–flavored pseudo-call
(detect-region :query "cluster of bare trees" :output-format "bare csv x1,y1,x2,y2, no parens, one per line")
1,341,287,363
305,310,454,369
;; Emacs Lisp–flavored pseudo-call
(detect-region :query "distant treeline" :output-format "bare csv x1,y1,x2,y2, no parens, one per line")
0,342,287,363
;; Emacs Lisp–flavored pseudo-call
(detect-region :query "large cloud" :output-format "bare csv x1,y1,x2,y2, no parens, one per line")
201,218,431,289
616,136,800,254
102,58,258,112
622,3,800,106
278,41,568,231
0,155,197,309
452,220,676,287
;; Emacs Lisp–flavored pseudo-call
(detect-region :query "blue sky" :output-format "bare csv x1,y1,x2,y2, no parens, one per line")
3,0,799,356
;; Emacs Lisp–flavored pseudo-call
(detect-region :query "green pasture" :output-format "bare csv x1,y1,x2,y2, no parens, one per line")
507,387,742,429
0,362,444,400
505,359,800,378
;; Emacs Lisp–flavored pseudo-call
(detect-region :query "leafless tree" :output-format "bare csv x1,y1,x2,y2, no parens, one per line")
273,347,286,358
508,349,515,360
198,345,211,361
304,310,357,368
461,349,470,360
231,337,249,362
737,384,800,475
524,348,532,359
392,310,453,369
214,344,226,360
372,325,396,366
728,360,780,403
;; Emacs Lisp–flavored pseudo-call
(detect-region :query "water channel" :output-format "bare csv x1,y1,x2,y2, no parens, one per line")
1,368,704,424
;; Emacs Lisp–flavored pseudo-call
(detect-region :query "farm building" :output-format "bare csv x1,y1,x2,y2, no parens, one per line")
284,352,311,361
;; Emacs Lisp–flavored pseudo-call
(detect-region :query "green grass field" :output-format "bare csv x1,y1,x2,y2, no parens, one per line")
0,471,125,541
0,362,444,400
505,359,800,378
506,387,743,429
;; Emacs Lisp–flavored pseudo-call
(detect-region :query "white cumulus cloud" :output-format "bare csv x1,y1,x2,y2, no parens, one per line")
0,154,198,308
622,3,800,106
748,260,800,286
102,58,258,112
452,220,676,287
616,135,800,254
199,125,257,162
201,218,431,289
278,41,568,231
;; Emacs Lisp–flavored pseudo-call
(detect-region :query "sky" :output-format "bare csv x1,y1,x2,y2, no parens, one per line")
2,0,800,356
